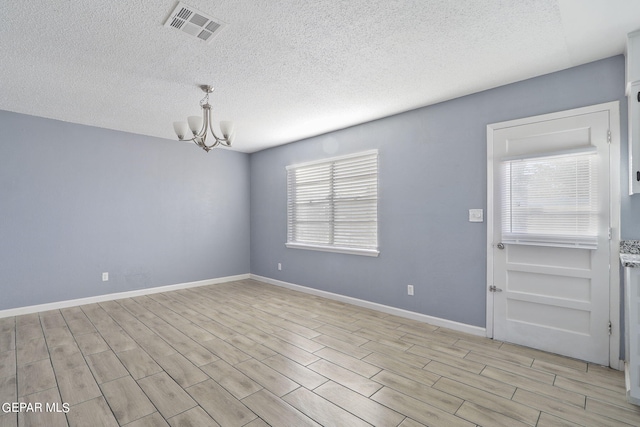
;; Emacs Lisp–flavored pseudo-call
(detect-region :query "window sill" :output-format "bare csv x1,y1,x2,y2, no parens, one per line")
285,242,379,257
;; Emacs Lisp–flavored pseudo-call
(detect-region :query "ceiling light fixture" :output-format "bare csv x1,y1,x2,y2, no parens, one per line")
173,85,234,152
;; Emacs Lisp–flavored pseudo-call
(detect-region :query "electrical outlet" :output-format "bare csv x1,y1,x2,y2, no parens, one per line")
278,263,282,271
102,272,109,282
407,284,414,296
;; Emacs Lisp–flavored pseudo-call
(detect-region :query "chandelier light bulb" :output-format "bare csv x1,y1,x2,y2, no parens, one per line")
188,116,203,135
173,122,189,140
220,121,235,139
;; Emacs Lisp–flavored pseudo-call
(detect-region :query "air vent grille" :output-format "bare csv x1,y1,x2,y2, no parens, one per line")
176,7,192,20
164,2,225,43
198,31,212,41
170,17,185,29
189,13,208,27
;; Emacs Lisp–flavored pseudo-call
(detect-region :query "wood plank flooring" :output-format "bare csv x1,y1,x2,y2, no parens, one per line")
1,279,639,426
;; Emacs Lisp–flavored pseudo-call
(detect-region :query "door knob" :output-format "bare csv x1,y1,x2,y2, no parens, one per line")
497,243,505,250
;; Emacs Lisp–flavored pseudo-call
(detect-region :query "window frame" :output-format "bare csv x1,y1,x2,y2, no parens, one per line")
285,150,379,257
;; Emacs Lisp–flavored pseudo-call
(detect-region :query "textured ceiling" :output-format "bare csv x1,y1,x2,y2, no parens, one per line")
1,1,639,153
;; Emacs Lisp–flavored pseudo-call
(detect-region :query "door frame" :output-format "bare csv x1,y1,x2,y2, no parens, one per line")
486,101,621,369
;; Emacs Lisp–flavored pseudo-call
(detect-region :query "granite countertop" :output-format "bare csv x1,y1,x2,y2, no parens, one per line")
621,240,640,268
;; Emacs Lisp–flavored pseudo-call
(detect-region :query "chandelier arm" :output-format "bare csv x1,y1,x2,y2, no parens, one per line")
202,139,220,151
198,133,208,147
199,107,210,143
180,135,202,145
200,111,220,151
206,114,227,142
188,133,226,152
202,112,232,149
175,85,233,152
179,133,227,149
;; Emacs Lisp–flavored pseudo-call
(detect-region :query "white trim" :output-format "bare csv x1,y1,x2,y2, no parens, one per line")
609,102,622,370
0,274,250,319
285,149,379,170
486,123,496,338
488,102,617,129
285,242,379,257
486,101,621,369
500,145,597,162
251,274,486,337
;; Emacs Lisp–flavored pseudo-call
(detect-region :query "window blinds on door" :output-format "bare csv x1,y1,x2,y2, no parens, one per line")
500,147,599,249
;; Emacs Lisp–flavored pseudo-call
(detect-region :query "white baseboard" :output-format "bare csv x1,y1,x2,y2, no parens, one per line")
250,274,486,337
2,273,486,339
0,273,250,319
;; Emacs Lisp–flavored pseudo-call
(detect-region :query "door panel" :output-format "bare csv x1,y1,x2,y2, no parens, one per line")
506,271,591,301
490,110,610,365
506,245,591,268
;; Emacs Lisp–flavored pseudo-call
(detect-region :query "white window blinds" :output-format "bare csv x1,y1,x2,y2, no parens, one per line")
500,147,599,249
286,150,379,257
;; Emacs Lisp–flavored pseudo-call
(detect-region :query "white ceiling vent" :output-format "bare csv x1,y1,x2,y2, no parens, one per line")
164,2,226,43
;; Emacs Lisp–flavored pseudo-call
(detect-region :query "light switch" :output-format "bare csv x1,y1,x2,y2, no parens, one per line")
469,209,483,222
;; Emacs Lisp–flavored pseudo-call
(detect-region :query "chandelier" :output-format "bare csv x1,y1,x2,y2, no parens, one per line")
173,85,235,152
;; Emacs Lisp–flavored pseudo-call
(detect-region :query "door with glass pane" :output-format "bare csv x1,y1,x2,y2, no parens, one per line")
489,109,611,365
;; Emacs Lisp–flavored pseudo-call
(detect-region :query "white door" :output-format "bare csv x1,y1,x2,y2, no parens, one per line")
488,107,612,365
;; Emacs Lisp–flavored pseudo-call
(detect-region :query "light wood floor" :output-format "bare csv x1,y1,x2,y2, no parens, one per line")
1,279,640,427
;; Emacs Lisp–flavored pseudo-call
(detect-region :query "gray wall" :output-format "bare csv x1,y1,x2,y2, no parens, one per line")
250,55,634,328
0,111,250,310
3,55,637,328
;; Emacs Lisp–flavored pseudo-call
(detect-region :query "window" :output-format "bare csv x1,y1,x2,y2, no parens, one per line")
500,147,599,249
286,150,379,256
